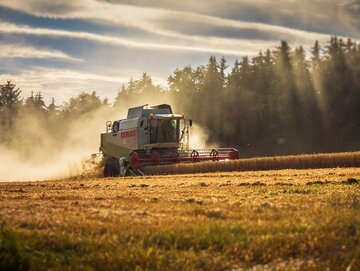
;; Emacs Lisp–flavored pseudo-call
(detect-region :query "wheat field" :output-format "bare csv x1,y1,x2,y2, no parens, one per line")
1,167,360,270
142,151,360,175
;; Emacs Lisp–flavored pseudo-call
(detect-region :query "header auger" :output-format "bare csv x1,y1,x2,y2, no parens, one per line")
99,104,239,176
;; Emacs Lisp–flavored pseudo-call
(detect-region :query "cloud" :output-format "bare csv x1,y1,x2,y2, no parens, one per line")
0,67,125,103
152,12,333,46
0,21,278,57
0,43,83,61
0,67,167,104
0,0,353,48
1,0,359,39
93,0,360,39
1,0,358,68
0,0,84,17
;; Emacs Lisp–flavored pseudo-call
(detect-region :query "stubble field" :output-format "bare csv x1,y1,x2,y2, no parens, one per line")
1,168,360,270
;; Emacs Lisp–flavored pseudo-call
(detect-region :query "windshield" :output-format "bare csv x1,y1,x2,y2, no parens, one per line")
149,119,179,143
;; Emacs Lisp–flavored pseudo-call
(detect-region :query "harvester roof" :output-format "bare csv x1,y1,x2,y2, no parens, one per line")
127,104,173,119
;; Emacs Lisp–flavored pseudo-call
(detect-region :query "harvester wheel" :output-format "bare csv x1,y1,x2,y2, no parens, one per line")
104,158,120,177
104,163,112,177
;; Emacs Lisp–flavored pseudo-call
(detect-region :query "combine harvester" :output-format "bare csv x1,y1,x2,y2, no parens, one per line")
99,104,239,176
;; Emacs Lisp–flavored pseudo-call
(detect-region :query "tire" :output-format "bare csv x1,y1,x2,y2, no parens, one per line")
103,159,120,177
103,163,112,177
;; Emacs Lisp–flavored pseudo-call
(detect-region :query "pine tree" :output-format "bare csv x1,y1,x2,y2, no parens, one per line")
0,81,21,109
113,84,128,108
35,92,46,111
219,56,228,87
0,81,22,138
48,97,58,113
201,56,223,141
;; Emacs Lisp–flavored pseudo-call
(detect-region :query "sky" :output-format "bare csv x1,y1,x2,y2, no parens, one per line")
0,0,359,104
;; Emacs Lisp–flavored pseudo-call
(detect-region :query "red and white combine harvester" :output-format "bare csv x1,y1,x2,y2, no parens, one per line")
99,104,239,176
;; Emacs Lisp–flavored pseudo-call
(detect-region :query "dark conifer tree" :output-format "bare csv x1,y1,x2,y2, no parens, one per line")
0,80,21,109
0,81,22,140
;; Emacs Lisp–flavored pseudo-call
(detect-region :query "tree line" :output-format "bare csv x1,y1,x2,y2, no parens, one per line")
1,37,360,157
169,37,360,156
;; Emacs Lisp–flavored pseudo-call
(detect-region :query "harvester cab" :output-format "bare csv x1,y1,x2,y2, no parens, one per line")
100,104,238,177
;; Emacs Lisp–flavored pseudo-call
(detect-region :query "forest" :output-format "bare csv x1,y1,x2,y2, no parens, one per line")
1,37,360,157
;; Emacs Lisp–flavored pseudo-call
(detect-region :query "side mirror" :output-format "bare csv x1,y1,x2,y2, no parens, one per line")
189,119,193,127
106,121,112,133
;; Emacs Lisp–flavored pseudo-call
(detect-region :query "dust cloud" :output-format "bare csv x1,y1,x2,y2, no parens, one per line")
0,107,116,181
187,122,218,150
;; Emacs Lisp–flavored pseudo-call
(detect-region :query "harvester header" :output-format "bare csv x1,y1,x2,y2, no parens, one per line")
99,104,239,176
